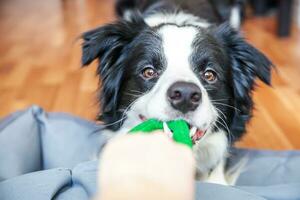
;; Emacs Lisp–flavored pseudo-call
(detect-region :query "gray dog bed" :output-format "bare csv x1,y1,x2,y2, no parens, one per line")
0,106,300,200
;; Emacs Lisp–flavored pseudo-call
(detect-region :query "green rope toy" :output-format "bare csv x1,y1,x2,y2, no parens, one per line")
129,119,193,149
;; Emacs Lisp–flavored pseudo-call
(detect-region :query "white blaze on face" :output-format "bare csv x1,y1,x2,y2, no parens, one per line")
138,25,203,120
159,25,199,83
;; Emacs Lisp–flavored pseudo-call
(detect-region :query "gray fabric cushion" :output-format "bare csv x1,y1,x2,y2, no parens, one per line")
0,106,299,200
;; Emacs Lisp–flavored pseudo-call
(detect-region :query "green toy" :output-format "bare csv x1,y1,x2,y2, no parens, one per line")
129,119,193,149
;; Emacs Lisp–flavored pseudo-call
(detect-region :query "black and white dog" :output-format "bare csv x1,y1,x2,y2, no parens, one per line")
82,0,272,184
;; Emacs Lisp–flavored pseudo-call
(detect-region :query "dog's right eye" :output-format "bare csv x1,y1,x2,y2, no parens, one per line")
141,66,158,80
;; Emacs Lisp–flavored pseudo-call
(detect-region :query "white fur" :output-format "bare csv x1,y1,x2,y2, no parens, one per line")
193,130,228,182
206,159,228,185
123,10,134,21
145,12,210,28
230,6,241,29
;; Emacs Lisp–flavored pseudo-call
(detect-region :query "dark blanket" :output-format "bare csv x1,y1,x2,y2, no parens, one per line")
0,106,300,200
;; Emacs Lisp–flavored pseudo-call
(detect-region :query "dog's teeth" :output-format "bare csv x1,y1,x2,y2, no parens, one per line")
163,122,173,138
190,126,197,137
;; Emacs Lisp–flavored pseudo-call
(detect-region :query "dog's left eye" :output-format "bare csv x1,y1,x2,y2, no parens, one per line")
141,66,158,80
203,69,217,83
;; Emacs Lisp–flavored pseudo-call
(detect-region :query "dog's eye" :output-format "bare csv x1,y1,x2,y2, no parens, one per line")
141,67,158,80
203,70,217,83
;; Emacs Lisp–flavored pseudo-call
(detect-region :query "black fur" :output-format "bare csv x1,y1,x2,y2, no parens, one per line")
214,23,272,140
82,13,148,127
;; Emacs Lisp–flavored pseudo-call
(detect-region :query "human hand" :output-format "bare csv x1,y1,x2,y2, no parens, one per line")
96,133,195,200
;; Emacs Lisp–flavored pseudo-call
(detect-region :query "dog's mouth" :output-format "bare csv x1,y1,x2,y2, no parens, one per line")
138,114,206,143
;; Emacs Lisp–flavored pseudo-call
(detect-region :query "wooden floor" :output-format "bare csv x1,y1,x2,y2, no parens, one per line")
1,0,300,150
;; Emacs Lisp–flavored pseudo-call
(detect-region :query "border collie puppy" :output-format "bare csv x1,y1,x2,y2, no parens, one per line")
81,0,272,184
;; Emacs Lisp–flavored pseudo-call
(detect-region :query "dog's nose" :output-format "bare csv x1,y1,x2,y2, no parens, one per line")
167,81,202,114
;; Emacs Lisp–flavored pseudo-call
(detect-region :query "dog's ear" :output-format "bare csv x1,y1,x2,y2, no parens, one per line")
81,12,147,119
82,12,146,66
214,23,273,138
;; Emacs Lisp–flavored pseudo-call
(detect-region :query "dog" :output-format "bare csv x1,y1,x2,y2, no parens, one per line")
81,0,272,184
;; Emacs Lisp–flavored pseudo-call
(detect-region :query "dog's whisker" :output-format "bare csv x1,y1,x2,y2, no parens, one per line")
99,116,127,128
215,108,235,144
128,89,144,95
216,116,230,135
215,107,227,120
203,85,219,90
215,120,233,144
101,99,140,129
213,122,230,143
211,98,230,102
123,92,143,98
213,102,241,112
120,98,140,122
219,118,232,142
